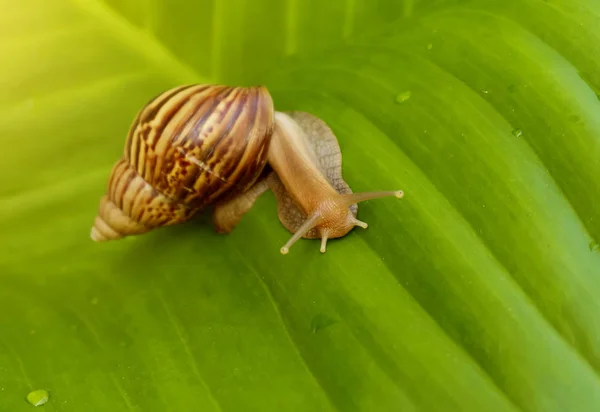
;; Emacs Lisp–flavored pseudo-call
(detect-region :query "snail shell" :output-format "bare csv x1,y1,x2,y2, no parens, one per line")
91,84,274,241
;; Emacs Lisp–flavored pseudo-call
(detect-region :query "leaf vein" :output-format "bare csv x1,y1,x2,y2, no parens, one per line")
234,249,341,412
155,288,224,412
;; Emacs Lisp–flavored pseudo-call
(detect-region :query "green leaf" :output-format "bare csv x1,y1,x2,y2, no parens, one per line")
1,0,600,411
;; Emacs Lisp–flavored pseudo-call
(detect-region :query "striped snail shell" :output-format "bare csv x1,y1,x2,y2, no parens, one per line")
90,84,274,241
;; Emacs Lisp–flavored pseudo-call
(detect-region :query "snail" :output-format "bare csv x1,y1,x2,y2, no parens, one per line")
90,84,404,254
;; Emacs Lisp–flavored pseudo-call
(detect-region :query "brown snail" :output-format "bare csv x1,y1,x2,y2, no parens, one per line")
90,84,404,254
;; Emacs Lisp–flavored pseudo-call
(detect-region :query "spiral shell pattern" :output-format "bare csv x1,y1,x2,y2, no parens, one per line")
91,84,275,241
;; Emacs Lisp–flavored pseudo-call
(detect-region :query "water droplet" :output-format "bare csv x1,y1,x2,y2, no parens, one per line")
311,314,338,334
481,90,489,94
512,128,523,138
427,43,433,50
26,389,49,407
396,90,412,103
590,241,599,252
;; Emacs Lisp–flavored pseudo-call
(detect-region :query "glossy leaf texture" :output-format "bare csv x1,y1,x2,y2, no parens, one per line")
1,0,599,411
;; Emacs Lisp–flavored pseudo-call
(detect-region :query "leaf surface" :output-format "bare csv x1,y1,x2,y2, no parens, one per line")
1,0,599,411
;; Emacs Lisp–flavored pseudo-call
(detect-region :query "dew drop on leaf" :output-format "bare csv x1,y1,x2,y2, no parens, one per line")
26,389,49,406
590,241,599,252
396,90,412,103
427,43,433,50
512,128,523,137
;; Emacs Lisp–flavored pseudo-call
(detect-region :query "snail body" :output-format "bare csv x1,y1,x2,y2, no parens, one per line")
91,83,403,254
264,111,403,253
